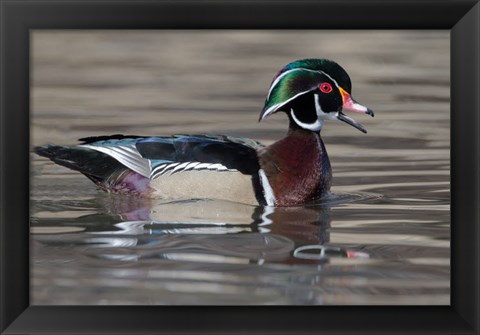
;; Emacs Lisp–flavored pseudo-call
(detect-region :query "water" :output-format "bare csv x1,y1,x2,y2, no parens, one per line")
30,30,450,305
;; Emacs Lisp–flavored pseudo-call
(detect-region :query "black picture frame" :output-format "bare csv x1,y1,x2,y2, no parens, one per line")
1,0,479,334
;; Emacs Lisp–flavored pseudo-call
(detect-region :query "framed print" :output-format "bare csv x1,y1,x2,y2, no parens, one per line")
1,0,479,334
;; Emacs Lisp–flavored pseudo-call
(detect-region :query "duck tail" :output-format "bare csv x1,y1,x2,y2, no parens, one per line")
33,145,126,185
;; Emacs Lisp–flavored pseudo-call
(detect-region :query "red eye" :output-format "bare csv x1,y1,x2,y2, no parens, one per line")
319,82,333,94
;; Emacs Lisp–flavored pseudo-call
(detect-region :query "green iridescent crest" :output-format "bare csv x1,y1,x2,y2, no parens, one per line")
279,59,351,91
260,59,352,119
262,69,325,117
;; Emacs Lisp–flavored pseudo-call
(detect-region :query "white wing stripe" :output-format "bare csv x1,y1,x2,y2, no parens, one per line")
108,147,148,173
81,144,150,178
158,163,180,176
169,162,190,175
82,145,240,180
185,162,200,170
150,161,236,179
208,163,227,170
193,163,212,170
151,164,167,175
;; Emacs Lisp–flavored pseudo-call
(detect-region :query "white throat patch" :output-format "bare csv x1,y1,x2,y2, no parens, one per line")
314,94,338,121
290,108,322,132
290,94,339,132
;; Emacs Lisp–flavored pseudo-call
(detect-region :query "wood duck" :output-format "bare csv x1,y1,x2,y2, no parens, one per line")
35,58,373,207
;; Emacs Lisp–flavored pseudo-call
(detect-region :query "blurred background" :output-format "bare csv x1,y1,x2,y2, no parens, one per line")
31,30,450,305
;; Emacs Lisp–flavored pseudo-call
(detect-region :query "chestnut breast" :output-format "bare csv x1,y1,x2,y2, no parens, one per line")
258,130,332,206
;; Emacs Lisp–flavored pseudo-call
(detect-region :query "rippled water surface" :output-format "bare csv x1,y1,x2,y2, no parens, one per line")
31,31,450,305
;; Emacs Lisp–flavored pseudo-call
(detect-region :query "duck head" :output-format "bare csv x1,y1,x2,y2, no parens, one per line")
259,59,374,133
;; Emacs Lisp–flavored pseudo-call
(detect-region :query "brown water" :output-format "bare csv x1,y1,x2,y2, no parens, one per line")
30,31,450,305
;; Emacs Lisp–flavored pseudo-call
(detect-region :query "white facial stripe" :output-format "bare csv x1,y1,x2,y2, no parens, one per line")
314,93,325,117
290,108,322,132
259,169,276,206
291,94,340,131
262,90,313,120
267,67,341,100
320,71,340,89
267,69,292,99
267,68,306,99
264,67,343,120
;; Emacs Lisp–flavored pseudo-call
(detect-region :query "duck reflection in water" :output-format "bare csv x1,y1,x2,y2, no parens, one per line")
33,196,369,265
